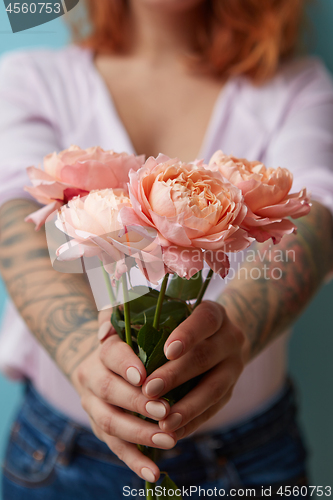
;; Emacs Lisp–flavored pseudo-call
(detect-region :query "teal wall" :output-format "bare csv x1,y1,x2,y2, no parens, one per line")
288,1,333,486
0,0,333,493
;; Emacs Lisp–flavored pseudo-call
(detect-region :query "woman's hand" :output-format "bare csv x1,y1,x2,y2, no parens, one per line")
143,301,249,438
70,300,248,480
70,310,178,483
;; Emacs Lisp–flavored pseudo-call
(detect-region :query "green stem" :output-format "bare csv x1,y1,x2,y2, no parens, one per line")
100,262,116,306
193,268,214,310
122,275,159,500
143,276,168,499
153,273,169,330
145,482,156,500
121,273,132,349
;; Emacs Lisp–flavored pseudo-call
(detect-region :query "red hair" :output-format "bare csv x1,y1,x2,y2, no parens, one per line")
73,0,304,83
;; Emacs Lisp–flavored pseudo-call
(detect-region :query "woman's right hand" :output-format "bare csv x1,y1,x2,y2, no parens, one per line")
70,309,178,483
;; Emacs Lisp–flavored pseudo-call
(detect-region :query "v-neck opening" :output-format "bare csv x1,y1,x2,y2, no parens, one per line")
84,48,235,162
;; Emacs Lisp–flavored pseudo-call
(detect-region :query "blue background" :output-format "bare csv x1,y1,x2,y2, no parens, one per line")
0,0,333,492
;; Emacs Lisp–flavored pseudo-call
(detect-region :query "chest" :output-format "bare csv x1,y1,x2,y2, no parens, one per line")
95,58,225,162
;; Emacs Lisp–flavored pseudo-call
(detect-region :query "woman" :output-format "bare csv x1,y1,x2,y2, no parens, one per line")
0,0,333,498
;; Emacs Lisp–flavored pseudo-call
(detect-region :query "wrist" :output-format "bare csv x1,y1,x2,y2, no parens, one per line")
57,320,100,384
218,290,246,334
218,291,253,364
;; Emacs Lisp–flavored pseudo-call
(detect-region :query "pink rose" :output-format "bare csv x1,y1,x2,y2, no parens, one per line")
120,155,253,279
56,189,165,283
25,145,145,230
209,151,311,243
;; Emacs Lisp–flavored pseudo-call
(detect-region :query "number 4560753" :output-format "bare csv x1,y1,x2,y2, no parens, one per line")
5,3,61,14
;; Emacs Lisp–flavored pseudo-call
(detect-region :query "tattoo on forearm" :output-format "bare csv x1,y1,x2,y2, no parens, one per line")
0,199,100,379
220,202,333,359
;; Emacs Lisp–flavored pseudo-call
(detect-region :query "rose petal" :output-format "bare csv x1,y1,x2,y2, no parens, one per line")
25,201,62,231
24,181,66,204
204,250,230,278
56,240,100,260
242,218,297,244
163,246,203,279
26,166,55,182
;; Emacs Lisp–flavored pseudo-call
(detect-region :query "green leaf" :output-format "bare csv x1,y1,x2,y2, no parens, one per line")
137,321,161,359
131,301,189,326
160,474,182,499
166,271,203,301
144,316,178,375
145,328,169,376
111,307,124,340
138,346,147,365
160,315,178,334
127,287,160,314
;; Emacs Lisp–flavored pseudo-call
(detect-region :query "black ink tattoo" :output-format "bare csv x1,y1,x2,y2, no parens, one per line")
220,201,333,359
0,199,100,380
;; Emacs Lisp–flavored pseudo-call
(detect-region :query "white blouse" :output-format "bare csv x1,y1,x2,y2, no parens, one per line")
0,45,333,431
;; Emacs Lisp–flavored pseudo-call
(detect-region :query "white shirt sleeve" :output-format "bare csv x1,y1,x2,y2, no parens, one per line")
0,50,61,207
264,59,333,216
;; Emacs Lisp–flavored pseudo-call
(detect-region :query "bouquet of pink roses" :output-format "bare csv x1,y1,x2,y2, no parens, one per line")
25,146,310,499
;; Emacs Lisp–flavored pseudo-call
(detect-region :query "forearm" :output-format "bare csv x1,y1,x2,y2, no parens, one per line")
219,201,333,360
0,199,99,379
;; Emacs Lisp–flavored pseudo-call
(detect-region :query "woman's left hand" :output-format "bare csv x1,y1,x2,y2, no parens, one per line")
141,301,250,439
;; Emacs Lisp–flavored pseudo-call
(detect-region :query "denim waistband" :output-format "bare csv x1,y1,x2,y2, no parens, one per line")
19,378,297,467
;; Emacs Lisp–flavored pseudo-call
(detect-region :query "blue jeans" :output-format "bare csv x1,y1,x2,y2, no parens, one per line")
2,379,309,499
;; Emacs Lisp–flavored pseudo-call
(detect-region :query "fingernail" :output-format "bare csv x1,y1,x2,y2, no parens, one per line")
146,378,164,397
162,413,182,430
152,433,175,448
165,341,183,360
176,427,185,439
146,401,167,419
141,467,156,482
126,367,141,386
98,321,111,341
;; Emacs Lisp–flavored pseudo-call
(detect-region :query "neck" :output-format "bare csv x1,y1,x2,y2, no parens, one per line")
128,1,206,65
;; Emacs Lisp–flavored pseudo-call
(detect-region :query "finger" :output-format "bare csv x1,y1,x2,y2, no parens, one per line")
100,333,146,386
163,301,224,360
98,307,113,327
98,308,114,341
89,419,160,482
98,322,115,342
142,326,237,399
175,393,233,440
82,391,177,449
158,359,239,432
86,362,170,421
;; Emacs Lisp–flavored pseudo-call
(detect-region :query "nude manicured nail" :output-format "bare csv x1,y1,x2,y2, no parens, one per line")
162,413,182,430
126,367,141,386
141,467,156,482
146,401,167,419
145,378,164,397
165,341,183,360
152,433,175,448
98,321,111,341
